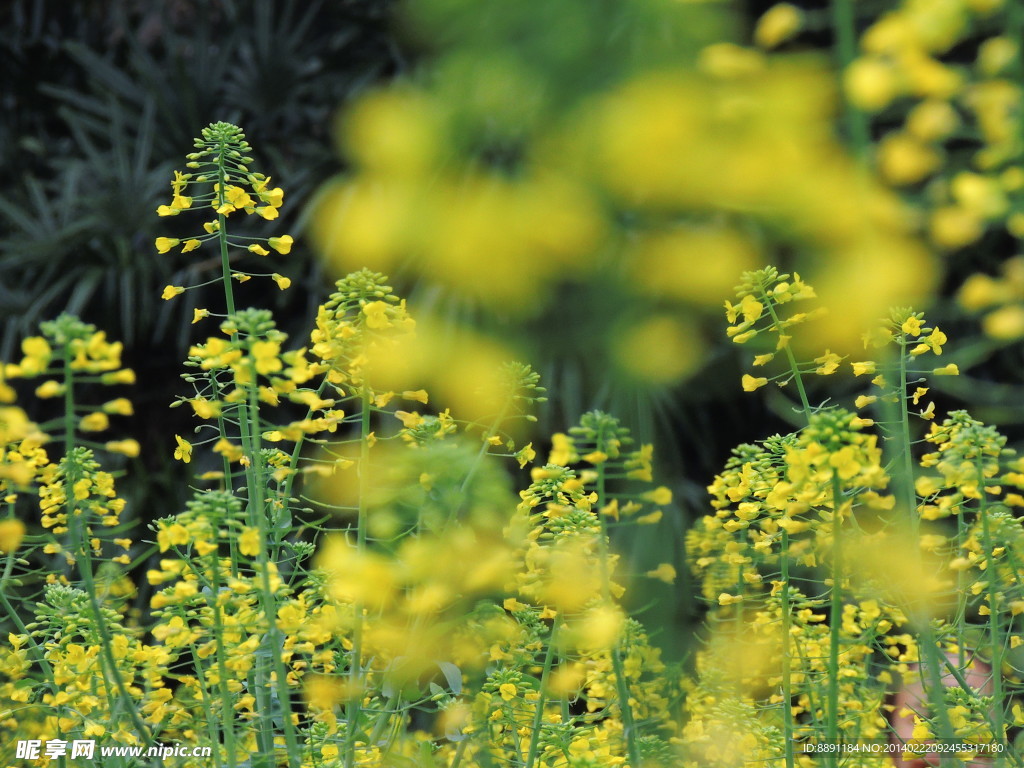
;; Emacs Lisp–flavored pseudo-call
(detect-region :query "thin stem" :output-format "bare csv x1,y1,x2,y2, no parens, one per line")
780,528,795,768
894,336,956,764
209,550,239,768
345,390,372,768
768,287,808,768
594,460,640,768
896,338,919,539
448,400,513,528
825,474,843,768
449,739,469,768
214,140,298,768
215,148,236,318
978,468,1006,755
759,288,812,420
523,622,559,768
185,638,225,768
830,0,870,160
244,362,300,767
62,347,154,747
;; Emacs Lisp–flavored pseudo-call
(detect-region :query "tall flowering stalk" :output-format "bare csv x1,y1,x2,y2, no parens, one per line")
158,122,300,767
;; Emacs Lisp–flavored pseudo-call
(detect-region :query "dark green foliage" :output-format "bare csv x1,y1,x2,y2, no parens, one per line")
0,0,401,355
0,0,403,556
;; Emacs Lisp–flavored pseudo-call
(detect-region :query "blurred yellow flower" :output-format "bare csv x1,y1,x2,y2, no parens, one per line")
754,4,803,49
0,519,25,554
646,563,677,584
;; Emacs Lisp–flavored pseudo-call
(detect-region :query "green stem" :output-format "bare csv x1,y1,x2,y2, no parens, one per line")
216,148,237,318
244,365,300,768
894,337,956,765
345,390,372,768
447,400,513,528
523,622,559,768
594,460,640,768
62,347,154,747
185,638,224,768
250,669,274,760
209,550,239,768
767,285,808,767
830,0,870,160
209,373,240,577
214,140,298,768
896,339,919,540
826,474,843,768
977,469,1006,756
279,378,332,514
449,739,469,768
780,528,795,768
760,288,812,420
956,511,966,672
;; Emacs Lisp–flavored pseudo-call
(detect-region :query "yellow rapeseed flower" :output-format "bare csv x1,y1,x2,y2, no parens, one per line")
105,440,141,458
852,361,876,376
102,397,133,415
930,205,983,249
173,434,192,463
189,398,221,419
268,235,293,254
515,443,536,468
983,305,1024,339
498,683,517,701
402,389,429,403
0,519,26,553
742,374,768,392
845,57,899,111
155,237,179,253
238,527,260,556
100,368,136,385
162,285,185,301
643,486,673,505
901,316,922,336
362,301,391,329
814,350,842,375
877,133,940,186
35,380,63,398
646,563,677,584
754,4,802,49
80,412,110,432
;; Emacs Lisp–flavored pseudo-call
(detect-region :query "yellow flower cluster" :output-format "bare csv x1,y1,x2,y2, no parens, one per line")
958,255,1024,340
843,0,1023,251
685,266,1024,763
156,122,294,299
5,189,677,766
